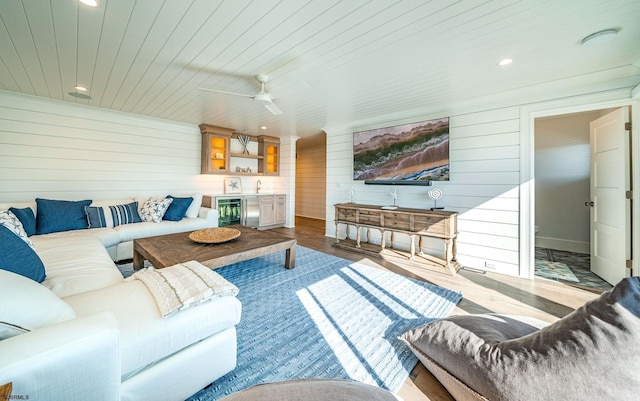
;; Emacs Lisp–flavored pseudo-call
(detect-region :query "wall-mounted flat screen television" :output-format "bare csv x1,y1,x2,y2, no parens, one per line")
353,117,450,184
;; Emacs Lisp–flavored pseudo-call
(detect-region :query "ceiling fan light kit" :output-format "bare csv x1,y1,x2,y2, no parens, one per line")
253,92,272,103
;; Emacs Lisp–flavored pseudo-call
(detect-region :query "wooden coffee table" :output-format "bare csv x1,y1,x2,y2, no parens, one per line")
132,225,297,271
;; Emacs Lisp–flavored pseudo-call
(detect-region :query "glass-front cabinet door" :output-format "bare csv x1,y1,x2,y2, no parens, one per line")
258,135,280,176
200,124,233,174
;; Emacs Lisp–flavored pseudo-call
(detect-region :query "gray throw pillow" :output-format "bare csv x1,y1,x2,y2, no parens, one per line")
401,277,640,401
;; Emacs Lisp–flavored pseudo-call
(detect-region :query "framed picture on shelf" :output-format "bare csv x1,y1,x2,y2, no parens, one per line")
224,177,242,194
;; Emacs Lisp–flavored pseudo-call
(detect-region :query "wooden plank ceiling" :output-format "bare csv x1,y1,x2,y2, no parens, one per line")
0,0,639,137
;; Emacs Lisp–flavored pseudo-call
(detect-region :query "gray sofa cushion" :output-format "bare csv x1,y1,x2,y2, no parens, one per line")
401,277,640,401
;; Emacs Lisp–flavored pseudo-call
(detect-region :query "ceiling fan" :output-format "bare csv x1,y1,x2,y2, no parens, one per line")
198,74,283,115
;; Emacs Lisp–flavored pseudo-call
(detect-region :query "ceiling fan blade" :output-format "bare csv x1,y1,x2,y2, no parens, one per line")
264,102,283,115
197,87,254,98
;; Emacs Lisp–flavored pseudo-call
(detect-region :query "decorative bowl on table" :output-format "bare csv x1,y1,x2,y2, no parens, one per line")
189,227,241,244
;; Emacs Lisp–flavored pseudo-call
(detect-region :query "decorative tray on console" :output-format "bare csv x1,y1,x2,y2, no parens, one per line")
189,227,241,244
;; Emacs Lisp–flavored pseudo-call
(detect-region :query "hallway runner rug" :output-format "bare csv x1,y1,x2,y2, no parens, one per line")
534,259,580,283
120,246,462,399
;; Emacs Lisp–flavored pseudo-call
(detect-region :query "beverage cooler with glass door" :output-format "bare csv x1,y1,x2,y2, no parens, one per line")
217,198,241,227
216,196,259,228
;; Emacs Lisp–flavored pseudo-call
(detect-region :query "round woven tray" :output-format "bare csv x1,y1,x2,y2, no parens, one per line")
189,227,241,244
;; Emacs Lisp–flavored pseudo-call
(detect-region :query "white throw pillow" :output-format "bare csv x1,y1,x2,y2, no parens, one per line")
0,270,76,339
139,197,173,223
0,209,34,249
180,193,203,218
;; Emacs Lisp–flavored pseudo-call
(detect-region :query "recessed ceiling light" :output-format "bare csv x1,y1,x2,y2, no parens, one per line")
79,0,99,6
581,29,619,46
74,85,88,92
260,126,267,130
498,58,513,66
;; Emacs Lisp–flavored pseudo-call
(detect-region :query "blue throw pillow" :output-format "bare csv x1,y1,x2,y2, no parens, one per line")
35,198,92,235
0,224,46,282
9,207,36,237
163,195,194,221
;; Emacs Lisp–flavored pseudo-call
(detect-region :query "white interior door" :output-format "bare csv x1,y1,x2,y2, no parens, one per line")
589,107,631,285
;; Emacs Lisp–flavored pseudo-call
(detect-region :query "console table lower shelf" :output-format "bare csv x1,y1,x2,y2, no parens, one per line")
332,203,462,275
333,234,461,275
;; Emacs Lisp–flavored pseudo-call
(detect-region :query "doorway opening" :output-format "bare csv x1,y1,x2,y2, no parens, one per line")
295,132,327,225
533,107,630,288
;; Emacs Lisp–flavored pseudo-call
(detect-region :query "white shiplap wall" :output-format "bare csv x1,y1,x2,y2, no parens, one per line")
272,135,298,228
0,90,272,204
325,107,521,277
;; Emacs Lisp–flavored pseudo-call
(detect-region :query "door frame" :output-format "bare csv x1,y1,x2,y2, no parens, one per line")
520,92,639,280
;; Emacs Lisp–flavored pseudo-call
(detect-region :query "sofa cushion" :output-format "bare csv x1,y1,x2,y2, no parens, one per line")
114,217,212,242
36,198,92,234
401,277,640,401
139,197,173,223
90,198,135,208
33,236,123,297
35,225,121,249
0,270,76,339
0,224,45,282
9,206,36,236
0,209,34,248
163,195,193,221
64,280,242,376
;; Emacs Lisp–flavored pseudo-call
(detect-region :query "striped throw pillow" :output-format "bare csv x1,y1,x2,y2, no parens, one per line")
84,206,111,228
109,202,142,226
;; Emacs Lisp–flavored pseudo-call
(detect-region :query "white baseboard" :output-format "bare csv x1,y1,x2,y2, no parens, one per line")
535,236,590,254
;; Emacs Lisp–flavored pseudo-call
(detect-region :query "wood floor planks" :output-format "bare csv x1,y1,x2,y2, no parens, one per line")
271,217,599,401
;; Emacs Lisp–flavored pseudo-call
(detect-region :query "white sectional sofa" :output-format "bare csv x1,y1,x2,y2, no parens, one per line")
0,195,243,401
0,194,219,262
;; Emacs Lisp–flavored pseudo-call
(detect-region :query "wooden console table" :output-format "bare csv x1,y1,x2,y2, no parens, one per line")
333,203,461,274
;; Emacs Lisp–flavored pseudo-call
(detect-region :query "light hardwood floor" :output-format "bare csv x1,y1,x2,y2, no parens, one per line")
272,217,599,401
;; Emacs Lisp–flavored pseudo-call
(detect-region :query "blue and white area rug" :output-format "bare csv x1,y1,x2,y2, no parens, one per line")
121,246,462,399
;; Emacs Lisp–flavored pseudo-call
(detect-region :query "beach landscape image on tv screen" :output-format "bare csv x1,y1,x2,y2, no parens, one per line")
353,117,450,182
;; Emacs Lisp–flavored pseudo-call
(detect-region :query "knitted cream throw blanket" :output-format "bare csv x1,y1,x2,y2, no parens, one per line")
127,260,239,318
